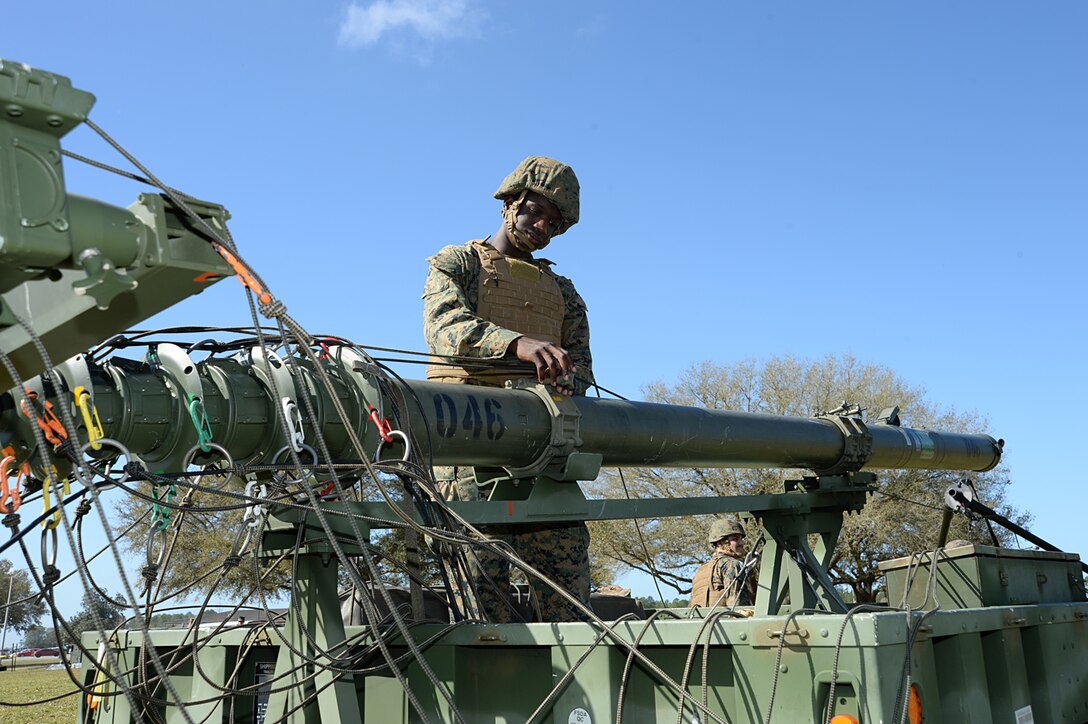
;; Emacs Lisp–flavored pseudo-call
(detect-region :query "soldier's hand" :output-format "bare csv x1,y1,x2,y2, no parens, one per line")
512,337,576,395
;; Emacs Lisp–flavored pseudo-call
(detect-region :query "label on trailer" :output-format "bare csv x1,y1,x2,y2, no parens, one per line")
254,661,276,724
1014,705,1034,723
568,707,592,724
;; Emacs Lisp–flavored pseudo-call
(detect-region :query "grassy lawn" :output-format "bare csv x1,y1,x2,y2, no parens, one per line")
0,664,80,723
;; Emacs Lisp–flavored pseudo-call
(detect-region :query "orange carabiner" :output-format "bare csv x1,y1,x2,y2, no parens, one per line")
19,390,68,446
0,456,22,514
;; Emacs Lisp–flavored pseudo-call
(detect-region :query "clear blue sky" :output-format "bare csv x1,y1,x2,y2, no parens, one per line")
2,1,1085,613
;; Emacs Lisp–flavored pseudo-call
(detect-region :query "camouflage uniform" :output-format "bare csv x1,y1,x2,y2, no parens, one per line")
689,552,757,609
423,241,592,391
422,239,593,623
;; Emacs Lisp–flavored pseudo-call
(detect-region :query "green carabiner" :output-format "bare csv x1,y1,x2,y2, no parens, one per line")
187,395,213,453
150,483,177,532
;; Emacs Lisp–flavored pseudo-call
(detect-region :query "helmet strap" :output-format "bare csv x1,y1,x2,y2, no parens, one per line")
502,191,545,253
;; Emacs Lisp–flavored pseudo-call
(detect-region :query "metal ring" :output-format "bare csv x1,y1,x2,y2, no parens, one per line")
41,526,58,570
180,442,236,490
80,437,136,484
181,441,234,471
270,443,318,483
146,527,168,568
375,429,412,462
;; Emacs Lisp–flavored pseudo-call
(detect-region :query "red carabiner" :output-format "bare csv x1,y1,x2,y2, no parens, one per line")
367,405,394,443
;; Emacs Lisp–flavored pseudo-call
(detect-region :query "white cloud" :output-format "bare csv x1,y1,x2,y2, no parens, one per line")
339,0,478,47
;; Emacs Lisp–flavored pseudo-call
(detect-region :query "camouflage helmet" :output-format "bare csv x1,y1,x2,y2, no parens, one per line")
707,519,745,544
494,156,580,233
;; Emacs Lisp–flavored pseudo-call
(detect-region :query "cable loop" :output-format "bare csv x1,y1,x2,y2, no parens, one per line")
139,558,162,597
34,558,61,606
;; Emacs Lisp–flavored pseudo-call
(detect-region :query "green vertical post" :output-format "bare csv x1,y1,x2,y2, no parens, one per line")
261,509,367,723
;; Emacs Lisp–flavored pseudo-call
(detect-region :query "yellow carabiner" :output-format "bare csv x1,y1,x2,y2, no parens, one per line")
41,466,68,530
74,386,105,452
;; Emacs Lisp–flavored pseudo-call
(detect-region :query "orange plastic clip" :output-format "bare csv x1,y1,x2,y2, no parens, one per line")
211,242,272,305
19,390,68,446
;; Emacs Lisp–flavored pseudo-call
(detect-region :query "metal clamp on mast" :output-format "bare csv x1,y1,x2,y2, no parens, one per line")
812,403,873,476
502,380,601,482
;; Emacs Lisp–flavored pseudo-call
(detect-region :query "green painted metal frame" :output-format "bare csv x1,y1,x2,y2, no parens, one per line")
80,601,1088,722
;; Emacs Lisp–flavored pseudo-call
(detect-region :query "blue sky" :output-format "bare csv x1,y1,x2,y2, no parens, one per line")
2,1,1085,613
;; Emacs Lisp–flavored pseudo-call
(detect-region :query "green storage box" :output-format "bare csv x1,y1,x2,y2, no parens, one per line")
879,544,1086,609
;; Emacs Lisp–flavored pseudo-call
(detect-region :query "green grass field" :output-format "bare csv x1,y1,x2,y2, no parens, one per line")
0,665,80,723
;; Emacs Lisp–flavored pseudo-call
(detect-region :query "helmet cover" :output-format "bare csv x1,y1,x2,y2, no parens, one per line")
494,156,580,234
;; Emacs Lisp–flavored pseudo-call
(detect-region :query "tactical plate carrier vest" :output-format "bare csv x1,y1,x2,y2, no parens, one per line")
428,240,564,386
689,554,751,609
689,558,718,608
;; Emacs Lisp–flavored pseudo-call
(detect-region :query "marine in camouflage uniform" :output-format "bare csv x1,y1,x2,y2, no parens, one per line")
690,519,758,609
422,156,593,623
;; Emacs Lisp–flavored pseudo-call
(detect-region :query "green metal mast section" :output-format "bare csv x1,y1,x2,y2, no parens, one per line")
0,340,1004,722
1,345,1000,602
0,58,233,391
